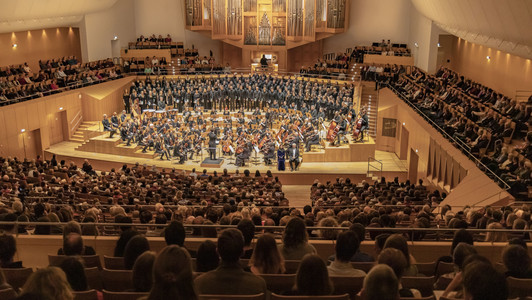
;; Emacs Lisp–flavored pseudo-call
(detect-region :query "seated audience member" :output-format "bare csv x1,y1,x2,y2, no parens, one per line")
437,229,474,264
123,235,150,270
195,229,267,295
327,231,366,277
384,234,418,276
249,234,285,275
132,251,156,293
279,217,317,260
196,240,219,273
441,254,491,299
485,222,507,242
462,261,508,300
347,223,375,262
436,242,477,290
361,264,399,300
146,245,197,300
374,233,391,257
0,234,23,268
164,221,196,257
57,221,96,255
502,244,532,278
20,267,74,300
114,229,139,257
0,268,12,290
237,219,255,259
291,254,332,296
58,257,89,292
58,233,93,256
378,248,421,298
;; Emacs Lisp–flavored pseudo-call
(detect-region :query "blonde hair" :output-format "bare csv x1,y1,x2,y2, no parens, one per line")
485,222,507,242
21,267,73,300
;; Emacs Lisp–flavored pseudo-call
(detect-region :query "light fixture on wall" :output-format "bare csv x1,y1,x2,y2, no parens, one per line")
414,42,419,48
415,149,418,153
437,43,441,47
21,129,25,133
12,43,17,48
59,107,63,111
402,122,406,126
113,36,118,40
486,56,491,60
78,94,82,99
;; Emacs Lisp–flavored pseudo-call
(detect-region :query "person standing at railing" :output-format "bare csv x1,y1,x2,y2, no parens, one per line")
123,89,131,114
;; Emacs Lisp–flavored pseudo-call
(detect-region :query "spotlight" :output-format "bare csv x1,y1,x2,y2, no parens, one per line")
21,129,25,133
12,43,17,48
437,43,441,47
415,149,418,153
402,122,405,126
113,36,118,40
414,42,419,48
486,56,491,60
59,107,63,110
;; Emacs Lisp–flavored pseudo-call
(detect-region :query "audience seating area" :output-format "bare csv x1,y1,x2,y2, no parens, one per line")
0,56,121,106
388,67,531,198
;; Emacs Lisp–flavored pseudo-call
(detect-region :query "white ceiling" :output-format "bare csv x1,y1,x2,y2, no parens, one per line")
411,0,532,59
0,0,118,33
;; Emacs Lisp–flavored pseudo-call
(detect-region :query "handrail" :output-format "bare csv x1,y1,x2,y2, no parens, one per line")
386,83,512,193
0,197,527,210
367,157,383,179
2,221,532,234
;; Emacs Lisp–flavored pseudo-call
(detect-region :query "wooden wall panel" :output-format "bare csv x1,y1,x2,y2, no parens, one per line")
0,27,82,73
287,40,323,73
0,78,130,159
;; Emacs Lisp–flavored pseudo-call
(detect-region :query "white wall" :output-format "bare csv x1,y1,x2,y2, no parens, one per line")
323,0,412,54
78,0,136,62
133,0,222,61
408,6,442,73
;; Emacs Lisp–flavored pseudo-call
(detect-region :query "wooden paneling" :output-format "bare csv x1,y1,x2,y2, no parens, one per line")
120,49,171,62
0,27,82,73
287,40,323,72
363,54,414,65
0,78,130,159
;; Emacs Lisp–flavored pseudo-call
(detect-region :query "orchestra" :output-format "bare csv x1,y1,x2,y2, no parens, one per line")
109,74,367,169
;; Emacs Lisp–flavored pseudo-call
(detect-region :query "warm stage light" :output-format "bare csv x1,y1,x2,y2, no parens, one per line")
12,43,17,48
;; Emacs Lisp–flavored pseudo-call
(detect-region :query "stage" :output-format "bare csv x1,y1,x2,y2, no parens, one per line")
45,141,408,185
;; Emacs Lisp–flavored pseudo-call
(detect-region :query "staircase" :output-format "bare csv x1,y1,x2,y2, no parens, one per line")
70,121,100,144
360,83,379,139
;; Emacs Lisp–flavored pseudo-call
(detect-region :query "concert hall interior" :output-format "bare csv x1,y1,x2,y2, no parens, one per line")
0,1,531,300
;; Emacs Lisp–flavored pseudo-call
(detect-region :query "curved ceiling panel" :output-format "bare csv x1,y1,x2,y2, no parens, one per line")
411,0,532,59
0,0,118,33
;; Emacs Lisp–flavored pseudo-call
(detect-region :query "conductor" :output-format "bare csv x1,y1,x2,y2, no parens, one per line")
208,129,217,160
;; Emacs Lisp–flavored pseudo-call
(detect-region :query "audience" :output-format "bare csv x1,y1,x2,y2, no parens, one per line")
279,217,317,260
462,261,508,300
146,245,197,300
132,251,156,293
292,254,332,296
20,267,73,300
194,229,267,296
502,244,532,278
361,264,399,300
249,233,285,275
377,248,421,298
0,234,22,268
195,240,219,273
327,231,366,277
57,257,89,292
123,235,150,270
383,234,418,276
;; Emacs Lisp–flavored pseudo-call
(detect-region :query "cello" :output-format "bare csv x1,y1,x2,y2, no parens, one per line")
352,114,363,141
326,120,339,142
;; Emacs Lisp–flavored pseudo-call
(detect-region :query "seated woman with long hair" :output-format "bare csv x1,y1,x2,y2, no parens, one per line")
146,245,197,300
291,254,332,296
279,217,317,261
249,234,285,274
20,267,73,300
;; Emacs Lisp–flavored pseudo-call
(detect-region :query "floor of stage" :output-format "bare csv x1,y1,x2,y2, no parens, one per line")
46,141,408,174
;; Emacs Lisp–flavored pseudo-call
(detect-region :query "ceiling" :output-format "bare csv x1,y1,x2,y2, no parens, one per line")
0,0,118,33
411,0,532,59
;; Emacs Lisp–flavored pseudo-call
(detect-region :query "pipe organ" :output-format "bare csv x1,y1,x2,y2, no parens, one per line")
185,0,348,49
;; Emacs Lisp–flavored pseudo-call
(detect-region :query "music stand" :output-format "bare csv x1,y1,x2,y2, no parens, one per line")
251,145,262,166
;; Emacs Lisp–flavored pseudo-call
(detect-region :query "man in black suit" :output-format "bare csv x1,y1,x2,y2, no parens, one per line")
102,114,115,138
208,129,218,160
288,143,300,171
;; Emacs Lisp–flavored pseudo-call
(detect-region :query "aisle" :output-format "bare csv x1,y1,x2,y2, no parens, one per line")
283,185,312,208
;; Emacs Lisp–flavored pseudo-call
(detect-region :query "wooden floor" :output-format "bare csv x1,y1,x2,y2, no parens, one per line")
46,141,408,185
